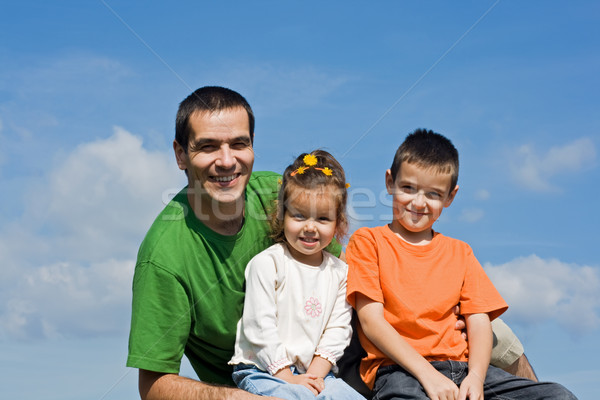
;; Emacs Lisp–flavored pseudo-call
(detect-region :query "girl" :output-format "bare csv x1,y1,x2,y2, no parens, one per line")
229,150,364,399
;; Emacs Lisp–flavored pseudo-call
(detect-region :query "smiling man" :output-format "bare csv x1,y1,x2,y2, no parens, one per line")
127,87,289,400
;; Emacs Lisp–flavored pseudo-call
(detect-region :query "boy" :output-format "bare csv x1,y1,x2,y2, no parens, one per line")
345,129,576,399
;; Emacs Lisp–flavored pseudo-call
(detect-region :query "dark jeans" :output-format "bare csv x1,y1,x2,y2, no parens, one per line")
373,361,577,399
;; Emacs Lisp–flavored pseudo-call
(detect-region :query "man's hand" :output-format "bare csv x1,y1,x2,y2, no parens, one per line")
454,305,467,340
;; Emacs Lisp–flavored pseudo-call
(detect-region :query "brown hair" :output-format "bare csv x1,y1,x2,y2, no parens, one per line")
271,150,348,244
390,128,459,194
175,86,255,151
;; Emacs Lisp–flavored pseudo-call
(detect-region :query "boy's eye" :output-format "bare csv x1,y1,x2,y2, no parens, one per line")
427,192,442,199
400,185,417,194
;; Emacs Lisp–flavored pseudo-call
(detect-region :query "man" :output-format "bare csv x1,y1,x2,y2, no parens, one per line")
127,86,536,400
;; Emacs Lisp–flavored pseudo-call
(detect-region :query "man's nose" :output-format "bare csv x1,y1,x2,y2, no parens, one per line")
215,146,235,169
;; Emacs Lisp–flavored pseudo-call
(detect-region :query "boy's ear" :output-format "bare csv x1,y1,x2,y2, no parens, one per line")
385,169,395,194
444,185,459,208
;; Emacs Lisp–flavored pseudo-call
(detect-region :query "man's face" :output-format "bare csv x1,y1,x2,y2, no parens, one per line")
174,107,254,213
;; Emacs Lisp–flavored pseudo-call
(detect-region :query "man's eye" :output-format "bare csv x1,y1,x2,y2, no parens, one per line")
192,144,216,152
232,142,249,149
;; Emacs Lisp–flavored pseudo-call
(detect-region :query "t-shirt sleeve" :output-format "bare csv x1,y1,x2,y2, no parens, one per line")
127,261,191,373
345,229,383,308
325,238,343,258
459,245,508,321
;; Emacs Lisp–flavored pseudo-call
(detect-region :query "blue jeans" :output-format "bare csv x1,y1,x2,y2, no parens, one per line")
373,361,577,399
233,364,366,399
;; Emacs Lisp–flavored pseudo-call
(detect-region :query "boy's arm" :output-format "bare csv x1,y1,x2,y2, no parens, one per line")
458,313,492,400
356,294,459,400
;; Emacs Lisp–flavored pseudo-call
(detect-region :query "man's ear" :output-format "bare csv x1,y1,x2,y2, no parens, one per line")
385,169,395,195
444,185,459,208
173,140,188,171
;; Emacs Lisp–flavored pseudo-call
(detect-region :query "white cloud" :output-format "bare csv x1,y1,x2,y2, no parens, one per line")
0,128,185,340
475,189,490,200
1,259,134,340
25,127,185,262
509,138,596,192
458,207,484,223
484,255,600,334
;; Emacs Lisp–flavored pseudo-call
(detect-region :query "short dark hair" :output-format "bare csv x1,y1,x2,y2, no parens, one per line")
390,128,459,193
175,86,255,151
271,150,349,244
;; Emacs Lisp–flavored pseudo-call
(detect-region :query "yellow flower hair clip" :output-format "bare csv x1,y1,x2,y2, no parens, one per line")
290,166,308,176
303,154,318,166
315,167,333,176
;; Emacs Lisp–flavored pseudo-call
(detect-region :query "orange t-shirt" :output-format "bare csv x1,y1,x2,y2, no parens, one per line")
346,225,508,389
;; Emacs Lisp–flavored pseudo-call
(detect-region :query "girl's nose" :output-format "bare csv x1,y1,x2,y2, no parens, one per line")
304,220,317,232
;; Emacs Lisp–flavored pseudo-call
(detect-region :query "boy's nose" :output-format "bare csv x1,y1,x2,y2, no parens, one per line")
412,193,427,208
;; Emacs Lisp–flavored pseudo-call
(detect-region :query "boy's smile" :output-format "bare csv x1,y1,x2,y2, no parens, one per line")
386,162,458,244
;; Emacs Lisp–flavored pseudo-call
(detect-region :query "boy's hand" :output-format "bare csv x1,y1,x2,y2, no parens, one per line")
458,371,484,400
420,369,459,400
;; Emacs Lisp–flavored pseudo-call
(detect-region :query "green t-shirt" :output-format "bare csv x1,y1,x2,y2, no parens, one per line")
127,171,341,385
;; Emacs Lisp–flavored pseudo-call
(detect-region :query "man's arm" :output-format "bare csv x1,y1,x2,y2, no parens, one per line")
455,313,538,382
355,294,459,400
504,354,538,381
139,369,279,400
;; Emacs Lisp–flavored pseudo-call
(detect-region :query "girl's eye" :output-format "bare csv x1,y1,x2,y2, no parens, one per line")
318,217,331,222
292,213,305,220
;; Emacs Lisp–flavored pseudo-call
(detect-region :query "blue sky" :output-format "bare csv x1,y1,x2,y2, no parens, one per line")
1,1,598,399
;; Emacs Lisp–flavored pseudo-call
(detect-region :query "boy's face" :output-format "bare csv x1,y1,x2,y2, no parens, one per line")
385,162,458,242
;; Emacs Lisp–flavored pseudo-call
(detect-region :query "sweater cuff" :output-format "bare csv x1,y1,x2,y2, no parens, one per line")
315,349,338,365
267,358,293,375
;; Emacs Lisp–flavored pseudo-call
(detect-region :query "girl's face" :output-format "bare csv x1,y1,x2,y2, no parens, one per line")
283,185,338,266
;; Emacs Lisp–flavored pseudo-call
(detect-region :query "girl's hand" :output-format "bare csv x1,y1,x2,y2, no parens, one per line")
458,371,484,400
283,373,324,395
420,369,459,400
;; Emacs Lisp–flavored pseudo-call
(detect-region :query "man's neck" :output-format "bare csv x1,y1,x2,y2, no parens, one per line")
188,192,246,236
